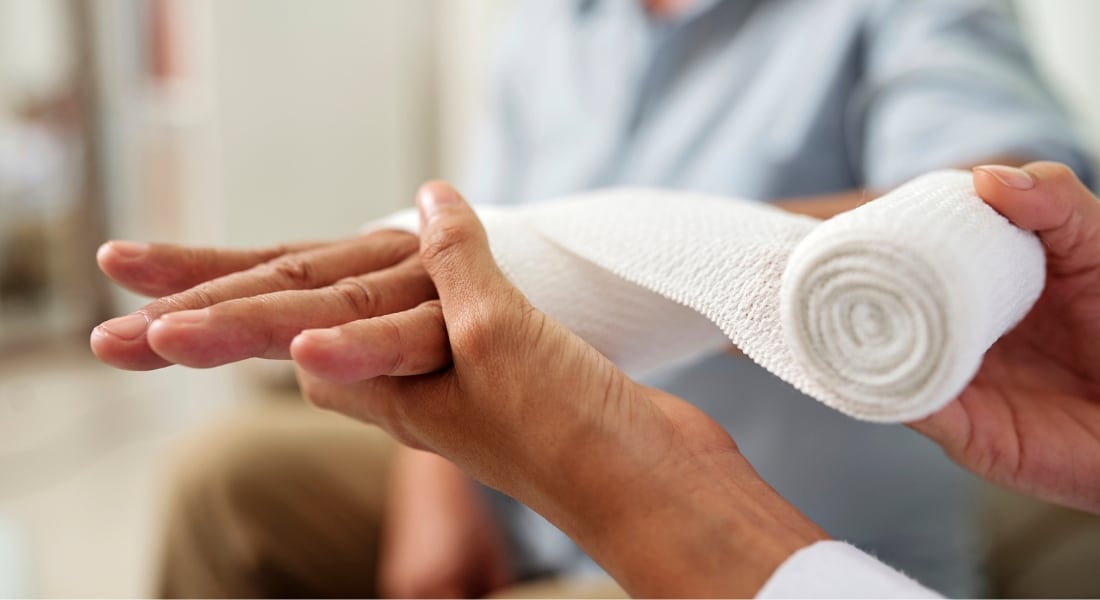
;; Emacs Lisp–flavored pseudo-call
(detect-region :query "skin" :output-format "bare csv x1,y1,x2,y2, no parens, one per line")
90,162,1100,594
378,449,512,598
89,231,432,370
292,183,829,597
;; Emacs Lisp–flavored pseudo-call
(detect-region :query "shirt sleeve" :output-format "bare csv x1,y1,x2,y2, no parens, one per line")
851,0,1095,190
756,540,941,599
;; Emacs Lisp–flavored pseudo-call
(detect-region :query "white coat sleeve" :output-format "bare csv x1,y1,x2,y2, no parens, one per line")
756,541,942,599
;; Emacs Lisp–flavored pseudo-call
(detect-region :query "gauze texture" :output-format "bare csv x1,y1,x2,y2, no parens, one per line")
378,170,1045,422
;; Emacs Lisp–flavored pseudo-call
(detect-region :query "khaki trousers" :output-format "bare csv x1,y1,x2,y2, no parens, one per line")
157,401,1100,598
156,402,626,598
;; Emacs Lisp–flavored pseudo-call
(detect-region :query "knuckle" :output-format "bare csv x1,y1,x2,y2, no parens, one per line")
268,257,316,288
331,277,379,316
380,229,420,254
362,315,406,375
183,246,214,272
1038,161,1073,179
451,304,504,360
360,229,418,265
451,293,529,364
190,284,217,308
418,299,445,324
157,283,217,313
377,319,406,375
1029,161,1080,189
419,223,472,265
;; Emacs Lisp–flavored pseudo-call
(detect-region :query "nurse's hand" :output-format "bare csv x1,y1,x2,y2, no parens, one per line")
90,229,433,370
911,162,1100,514
291,182,827,598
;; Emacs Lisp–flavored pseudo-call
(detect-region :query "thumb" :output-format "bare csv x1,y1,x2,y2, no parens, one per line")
416,181,512,313
973,162,1100,273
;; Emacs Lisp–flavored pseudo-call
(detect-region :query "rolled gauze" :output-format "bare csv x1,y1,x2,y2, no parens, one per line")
778,171,1045,421
376,170,1045,422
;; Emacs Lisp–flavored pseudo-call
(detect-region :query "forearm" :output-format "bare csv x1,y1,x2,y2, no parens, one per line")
776,189,871,219
588,452,828,597
775,157,1030,221
518,390,828,598
381,445,515,598
385,444,479,531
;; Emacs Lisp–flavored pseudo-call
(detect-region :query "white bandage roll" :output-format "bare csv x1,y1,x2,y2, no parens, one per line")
778,171,1045,420
376,170,1045,422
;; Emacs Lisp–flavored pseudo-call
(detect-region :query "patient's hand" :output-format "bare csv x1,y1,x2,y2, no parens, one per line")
911,162,1100,514
291,182,826,598
91,229,433,370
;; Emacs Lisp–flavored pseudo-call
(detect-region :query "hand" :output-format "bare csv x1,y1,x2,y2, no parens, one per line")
90,230,434,370
378,447,512,598
911,162,1100,513
289,182,726,511
291,182,826,597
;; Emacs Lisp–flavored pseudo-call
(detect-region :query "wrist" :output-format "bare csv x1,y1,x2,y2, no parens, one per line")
525,387,828,597
615,452,826,596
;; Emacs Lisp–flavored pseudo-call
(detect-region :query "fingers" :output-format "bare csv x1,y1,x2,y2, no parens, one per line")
291,300,450,383
415,181,531,364
295,364,448,448
96,240,322,297
416,181,512,316
91,230,418,370
905,401,968,450
973,162,1100,273
145,257,437,368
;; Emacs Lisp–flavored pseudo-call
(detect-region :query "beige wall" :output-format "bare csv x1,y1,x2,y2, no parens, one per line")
1016,0,1100,167
210,0,439,247
0,0,72,118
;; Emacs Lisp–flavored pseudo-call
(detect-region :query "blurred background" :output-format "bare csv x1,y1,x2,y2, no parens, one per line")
0,0,1096,596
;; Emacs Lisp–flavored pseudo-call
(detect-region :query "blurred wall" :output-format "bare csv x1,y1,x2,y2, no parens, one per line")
1016,0,1100,169
434,0,513,184
211,0,440,247
0,0,72,117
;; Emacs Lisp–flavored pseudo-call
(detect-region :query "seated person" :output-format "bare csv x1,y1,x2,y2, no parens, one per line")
91,0,1095,596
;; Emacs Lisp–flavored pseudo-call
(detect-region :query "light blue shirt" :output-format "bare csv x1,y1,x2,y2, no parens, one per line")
466,0,1094,596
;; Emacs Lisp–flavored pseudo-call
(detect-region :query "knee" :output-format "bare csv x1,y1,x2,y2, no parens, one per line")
165,415,292,530
158,408,396,597
163,408,396,533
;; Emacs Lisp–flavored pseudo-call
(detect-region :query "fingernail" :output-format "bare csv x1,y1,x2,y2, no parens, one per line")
974,165,1035,190
418,183,458,223
159,309,209,325
98,314,149,340
300,328,342,343
106,240,149,258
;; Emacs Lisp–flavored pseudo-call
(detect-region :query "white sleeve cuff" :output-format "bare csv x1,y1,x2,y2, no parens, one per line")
756,540,941,599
